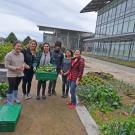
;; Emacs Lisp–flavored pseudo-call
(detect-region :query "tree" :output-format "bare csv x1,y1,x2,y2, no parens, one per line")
5,32,17,43
22,36,31,46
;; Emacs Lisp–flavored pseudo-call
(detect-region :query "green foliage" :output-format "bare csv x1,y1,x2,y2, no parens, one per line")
0,43,12,62
77,84,122,113
22,36,31,46
36,64,56,72
5,32,17,43
0,82,8,97
78,72,122,112
100,117,135,135
79,75,105,86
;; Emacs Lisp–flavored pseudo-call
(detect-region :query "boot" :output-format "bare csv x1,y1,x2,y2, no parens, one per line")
13,90,20,104
6,93,13,105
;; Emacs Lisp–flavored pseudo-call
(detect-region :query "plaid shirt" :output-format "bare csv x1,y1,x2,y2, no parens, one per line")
68,57,85,81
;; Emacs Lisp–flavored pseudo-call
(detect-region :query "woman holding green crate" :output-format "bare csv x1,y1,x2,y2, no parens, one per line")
33,42,54,100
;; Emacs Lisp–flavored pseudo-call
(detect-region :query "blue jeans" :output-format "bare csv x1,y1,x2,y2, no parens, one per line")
69,80,77,105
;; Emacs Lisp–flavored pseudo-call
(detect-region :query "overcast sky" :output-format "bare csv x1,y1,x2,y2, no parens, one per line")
0,0,97,42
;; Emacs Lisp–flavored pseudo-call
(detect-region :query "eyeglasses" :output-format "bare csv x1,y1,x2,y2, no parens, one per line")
44,46,49,47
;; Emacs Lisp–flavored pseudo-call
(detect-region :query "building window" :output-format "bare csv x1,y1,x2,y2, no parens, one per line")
126,0,133,14
120,1,126,16
131,42,135,58
116,4,121,18
128,20,135,32
122,17,130,33
118,42,125,58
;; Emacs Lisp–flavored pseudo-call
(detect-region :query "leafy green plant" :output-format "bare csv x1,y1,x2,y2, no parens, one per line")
0,82,8,97
77,84,122,113
0,43,12,62
100,117,135,135
79,75,105,86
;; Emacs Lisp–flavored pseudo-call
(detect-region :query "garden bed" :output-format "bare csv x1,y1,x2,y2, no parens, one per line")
77,72,135,135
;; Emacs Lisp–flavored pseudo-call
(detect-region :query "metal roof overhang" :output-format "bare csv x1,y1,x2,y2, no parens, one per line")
83,33,135,42
80,0,114,13
38,25,89,33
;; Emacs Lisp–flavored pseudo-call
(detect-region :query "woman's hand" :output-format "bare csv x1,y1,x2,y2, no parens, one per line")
33,67,36,71
25,64,30,69
76,78,80,85
16,65,24,72
60,70,64,75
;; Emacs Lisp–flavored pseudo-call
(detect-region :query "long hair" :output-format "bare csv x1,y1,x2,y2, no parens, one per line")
65,49,73,58
29,40,38,46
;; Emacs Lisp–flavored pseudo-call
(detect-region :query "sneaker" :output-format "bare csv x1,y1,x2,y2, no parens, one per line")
48,92,52,96
65,94,68,98
68,103,76,109
36,96,40,100
61,94,65,98
14,98,21,104
42,95,46,100
25,95,31,100
66,102,72,105
27,94,32,99
63,95,67,98
52,91,56,95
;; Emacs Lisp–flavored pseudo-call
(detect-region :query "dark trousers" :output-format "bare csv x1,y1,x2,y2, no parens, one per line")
22,69,34,95
37,80,46,96
48,70,59,94
62,75,69,96
7,77,22,94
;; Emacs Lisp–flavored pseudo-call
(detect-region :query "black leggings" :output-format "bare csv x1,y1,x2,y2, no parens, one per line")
37,80,46,96
22,69,34,95
7,77,22,94
62,75,69,95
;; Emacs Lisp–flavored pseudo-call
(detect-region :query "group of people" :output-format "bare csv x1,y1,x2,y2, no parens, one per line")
5,40,85,109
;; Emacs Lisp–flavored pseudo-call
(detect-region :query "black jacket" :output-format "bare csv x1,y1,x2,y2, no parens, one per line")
21,48,36,68
52,50,64,70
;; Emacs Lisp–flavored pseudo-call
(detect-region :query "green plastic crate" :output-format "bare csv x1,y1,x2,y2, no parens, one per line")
35,71,57,80
0,104,22,132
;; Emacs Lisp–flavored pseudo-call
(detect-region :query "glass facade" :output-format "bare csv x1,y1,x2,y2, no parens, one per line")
84,41,135,60
43,31,80,49
84,0,135,61
95,0,135,37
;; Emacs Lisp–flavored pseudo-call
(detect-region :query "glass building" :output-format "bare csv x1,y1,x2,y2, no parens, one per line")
38,25,91,49
81,0,135,61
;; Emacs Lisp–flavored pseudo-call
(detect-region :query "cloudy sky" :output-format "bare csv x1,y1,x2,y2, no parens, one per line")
0,0,97,41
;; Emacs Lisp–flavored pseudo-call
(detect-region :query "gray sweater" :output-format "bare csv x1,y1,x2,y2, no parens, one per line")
5,50,24,77
61,58,71,73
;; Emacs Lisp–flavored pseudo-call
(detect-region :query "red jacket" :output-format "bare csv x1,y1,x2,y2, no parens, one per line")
68,57,85,81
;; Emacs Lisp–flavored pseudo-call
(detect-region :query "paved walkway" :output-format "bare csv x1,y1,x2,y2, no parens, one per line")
83,56,135,84
0,78,87,135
